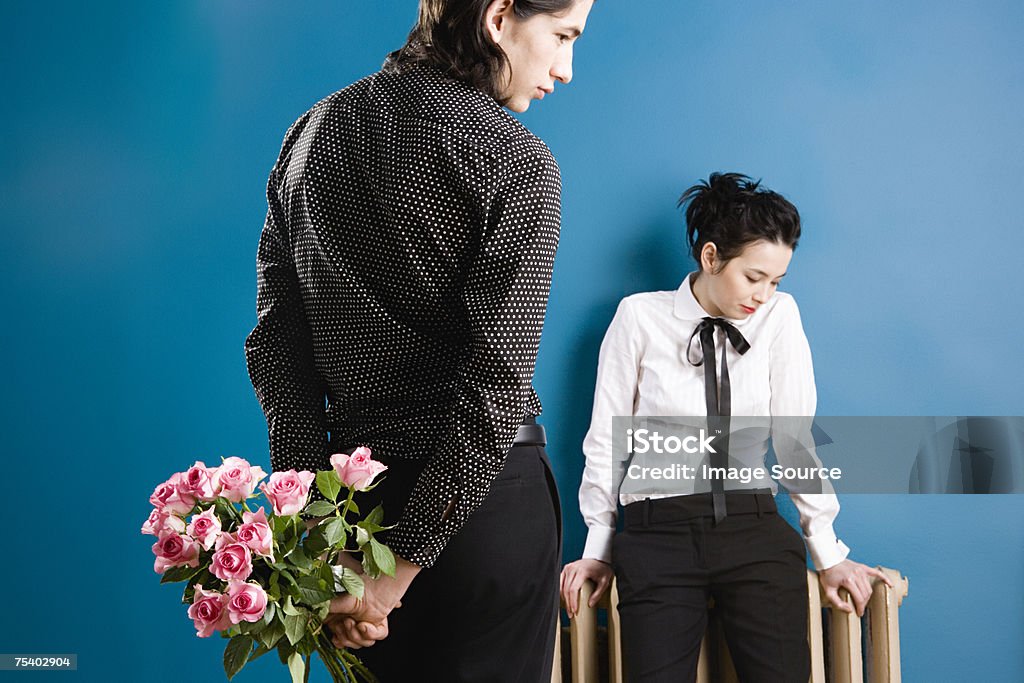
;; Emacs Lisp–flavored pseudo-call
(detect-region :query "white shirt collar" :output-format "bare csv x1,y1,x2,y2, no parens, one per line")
672,271,753,327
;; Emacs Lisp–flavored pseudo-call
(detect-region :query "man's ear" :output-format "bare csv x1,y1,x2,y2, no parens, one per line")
484,0,515,44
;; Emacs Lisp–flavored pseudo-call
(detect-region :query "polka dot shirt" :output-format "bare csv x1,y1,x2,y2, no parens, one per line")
244,58,562,568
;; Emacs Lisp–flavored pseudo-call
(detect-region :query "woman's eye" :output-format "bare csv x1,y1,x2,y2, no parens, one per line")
746,276,758,284
558,34,570,43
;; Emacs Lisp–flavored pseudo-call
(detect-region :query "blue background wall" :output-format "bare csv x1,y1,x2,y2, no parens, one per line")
2,1,1021,680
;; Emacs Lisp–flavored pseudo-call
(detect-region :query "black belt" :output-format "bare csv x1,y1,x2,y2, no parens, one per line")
513,418,546,446
624,489,775,528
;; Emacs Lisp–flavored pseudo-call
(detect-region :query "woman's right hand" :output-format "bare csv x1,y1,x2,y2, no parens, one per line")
560,559,614,619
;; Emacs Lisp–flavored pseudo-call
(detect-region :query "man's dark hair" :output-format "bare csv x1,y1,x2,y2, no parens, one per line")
678,172,802,272
388,0,580,103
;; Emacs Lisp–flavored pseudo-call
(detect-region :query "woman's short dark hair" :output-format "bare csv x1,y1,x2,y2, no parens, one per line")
678,172,801,272
388,0,580,103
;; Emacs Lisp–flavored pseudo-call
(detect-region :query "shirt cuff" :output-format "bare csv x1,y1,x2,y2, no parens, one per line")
805,529,851,570
386,518,440,569
582,526,615,564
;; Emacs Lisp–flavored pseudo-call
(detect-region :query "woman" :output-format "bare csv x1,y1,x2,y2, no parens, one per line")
560,173,890,682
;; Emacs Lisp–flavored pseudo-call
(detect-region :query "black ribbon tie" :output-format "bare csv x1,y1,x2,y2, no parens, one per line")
686,317,751,523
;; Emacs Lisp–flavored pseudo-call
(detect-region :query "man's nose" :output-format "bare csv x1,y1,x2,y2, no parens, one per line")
552,50,573,84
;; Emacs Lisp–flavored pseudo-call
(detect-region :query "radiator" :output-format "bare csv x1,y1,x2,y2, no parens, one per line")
553,567,909,683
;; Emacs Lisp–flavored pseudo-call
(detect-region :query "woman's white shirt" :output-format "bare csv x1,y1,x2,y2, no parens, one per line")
579,273,851,570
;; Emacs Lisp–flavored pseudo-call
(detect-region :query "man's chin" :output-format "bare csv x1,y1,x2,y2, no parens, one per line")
506,97,531,114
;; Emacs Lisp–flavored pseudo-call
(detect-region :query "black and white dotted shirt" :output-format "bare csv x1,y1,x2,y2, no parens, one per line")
244,58,561,568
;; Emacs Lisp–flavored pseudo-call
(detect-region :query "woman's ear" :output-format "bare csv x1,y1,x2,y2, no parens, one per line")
484,0,515,44
700,242,719,273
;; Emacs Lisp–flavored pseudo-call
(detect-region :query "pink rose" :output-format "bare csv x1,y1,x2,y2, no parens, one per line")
141,508,186,536
330,446,387,491
259,470,315,516
236,507,274,561
187,584,231,638
152,531,200,573
226,580,268,625
149,473,195,515
187,508,223,550
211,535,253,581
212,457,267,503
149,475,177,508
179,461,217,503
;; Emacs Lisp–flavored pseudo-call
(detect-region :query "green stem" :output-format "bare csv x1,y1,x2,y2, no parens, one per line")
342,487,355,518
340,650,378,683
222,500,244,525
316,635,355,683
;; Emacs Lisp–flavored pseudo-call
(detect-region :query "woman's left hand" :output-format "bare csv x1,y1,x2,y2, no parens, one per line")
818,560,893,617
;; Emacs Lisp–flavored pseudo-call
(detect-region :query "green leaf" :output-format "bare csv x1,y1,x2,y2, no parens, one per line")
283,612,306,646
317,558,335,586
366,504,384,528
276,639,293,664
160,564,203,584
361,549,378,578
295,575,334,605
323,517,347,548
277,568,299,588
330,564,348,592
356,520,386,537
238,620,259,635
180,568,213,605
304,500,337,517
369,539,396,578
286,545,313,572
287,651,305,683
249,642,273,662
303,526,328,557
281,595,301,617
337,567,365,599
223,635,254,680
262,601,277,626
296,636,315,657
279,520,299,557
258,616,286,649
344,499,360,516
267,574,281,601
215,499,235,519
181,567,211,604
355,525,370,547
316,470,342,503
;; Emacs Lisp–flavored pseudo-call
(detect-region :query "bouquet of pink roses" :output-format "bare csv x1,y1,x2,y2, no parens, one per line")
143,448,392,683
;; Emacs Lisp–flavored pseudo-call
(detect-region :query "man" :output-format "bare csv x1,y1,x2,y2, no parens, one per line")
244,1,595,679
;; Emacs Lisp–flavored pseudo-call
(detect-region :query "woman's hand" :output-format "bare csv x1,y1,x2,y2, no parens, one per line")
560,559,614,618
818,560,893,617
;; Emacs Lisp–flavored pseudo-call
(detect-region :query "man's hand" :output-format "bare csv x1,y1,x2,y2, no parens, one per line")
324,613,389,649
326,555,421,648
818,560,893,617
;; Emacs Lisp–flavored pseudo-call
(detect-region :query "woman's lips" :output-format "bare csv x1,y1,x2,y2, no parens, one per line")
740,305,756,314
